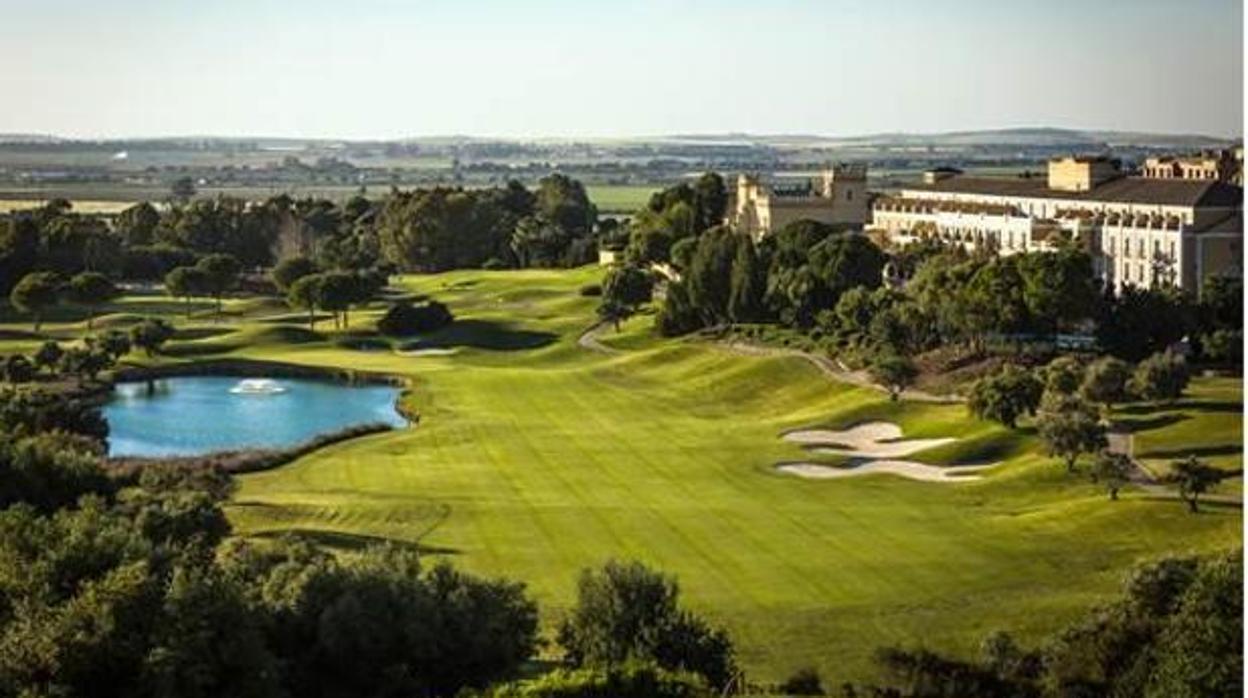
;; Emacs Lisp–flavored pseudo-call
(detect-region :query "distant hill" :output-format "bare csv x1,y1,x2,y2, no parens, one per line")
2,128,1238,150
664,128,1238,150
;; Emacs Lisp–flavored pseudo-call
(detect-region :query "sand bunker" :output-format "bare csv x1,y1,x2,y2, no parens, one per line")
783,421,955,458
778,460,992,482
778,421,991,483
394,347,459,357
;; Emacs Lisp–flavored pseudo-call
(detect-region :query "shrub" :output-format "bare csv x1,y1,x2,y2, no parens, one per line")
968,364,1044,429
487,663,709,698
557,560,737,690
377,300,454,337
579,284,603,297
1130,349,1190,403
778,667,825,695
3,355,35,384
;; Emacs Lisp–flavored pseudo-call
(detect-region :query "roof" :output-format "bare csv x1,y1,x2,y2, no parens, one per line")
904,175,1243,208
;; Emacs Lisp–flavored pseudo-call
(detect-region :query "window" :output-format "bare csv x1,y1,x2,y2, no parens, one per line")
846,190,853,201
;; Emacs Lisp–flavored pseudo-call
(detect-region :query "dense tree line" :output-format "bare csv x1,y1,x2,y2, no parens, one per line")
377,175,598,272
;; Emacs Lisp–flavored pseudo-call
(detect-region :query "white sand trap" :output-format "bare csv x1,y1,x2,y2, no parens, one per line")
395,347,459,357
778,460,994,482
783,421,955,458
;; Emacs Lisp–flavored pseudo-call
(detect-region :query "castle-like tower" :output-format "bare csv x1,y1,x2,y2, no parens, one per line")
727,164,869,239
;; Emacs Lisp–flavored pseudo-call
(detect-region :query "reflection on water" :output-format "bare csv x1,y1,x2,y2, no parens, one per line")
105,375,406,457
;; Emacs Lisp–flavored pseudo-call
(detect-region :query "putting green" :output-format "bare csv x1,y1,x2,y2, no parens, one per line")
0,267,1240,684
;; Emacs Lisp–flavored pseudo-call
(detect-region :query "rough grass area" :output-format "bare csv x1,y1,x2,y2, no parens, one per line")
0,266,1240,685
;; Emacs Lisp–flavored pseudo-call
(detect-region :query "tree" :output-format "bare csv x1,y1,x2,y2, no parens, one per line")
692,172,728,234
655,281,702,338
1130,350,1190,404
1091,451,1132,500
1080,356,1132,411
287,274,324,329
9,271,62,331
164,266,208,318
272,256,319,292
1168,456,1222,513
3,354,34,383
97,330,132,360
1043,355,1084,395
65,271,120,331
869,353,919,401
597,298,631,332
195,253,241,318
727,238,765,324
1147,551,1242,695
1096,285,1193,361
129,318,175,357
967,365,1044,429
115,201,161,246
1198,274,1241,333
376,300,454,336
1201,328,1242,365
1035,393,1106,473
0,215,40,295
33,340,63,374
599,265,654,331
170,176,197,202
1016,249,1099,333
557,560,737,691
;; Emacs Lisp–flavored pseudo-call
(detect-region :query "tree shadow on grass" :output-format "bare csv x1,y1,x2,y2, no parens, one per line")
1115,414,1188,433
402,319,557,352
248,528,459,555
1136,444,1244,460
1116,399,1242,416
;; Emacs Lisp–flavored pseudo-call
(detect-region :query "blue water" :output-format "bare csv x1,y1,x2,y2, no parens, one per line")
105,376,406,457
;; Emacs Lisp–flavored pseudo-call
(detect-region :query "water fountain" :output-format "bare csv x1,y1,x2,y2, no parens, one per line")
229,378,287,395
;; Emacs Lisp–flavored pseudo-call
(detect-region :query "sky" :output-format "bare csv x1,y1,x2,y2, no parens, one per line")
0,0,1242,140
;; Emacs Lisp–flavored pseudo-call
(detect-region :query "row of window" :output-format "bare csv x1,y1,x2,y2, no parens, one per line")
1103,235,1177,260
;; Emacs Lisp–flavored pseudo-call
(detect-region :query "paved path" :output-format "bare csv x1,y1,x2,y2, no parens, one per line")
719,340,962,404
1106,427,1242,505
577,322,619,355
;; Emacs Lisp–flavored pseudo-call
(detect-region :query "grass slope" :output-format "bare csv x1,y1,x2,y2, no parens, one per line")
0,267,1240,684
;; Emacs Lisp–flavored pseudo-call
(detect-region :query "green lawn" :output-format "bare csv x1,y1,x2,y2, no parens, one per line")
0,268,1240,685
585,185,657,214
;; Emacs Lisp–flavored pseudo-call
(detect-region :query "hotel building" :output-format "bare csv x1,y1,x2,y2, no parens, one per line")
871,155,1243,293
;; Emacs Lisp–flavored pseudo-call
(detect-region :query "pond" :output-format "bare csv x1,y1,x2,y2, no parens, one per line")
105,376,407,457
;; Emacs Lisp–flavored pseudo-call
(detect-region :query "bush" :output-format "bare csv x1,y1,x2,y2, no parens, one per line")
557,560,737,690
579,284,603,297
487,663,709,698
1130,349,1190,403
377,300,454,336
778,667,825,695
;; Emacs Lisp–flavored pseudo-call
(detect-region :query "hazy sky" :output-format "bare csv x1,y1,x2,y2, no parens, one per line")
1,0,1242,139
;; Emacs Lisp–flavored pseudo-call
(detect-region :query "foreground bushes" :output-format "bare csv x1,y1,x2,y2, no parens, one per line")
558,560,737,691
486,663,709,698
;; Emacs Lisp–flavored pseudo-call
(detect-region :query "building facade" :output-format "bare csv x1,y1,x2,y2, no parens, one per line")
727,164,868,239
1141,147,1242,185
870,156,1243,294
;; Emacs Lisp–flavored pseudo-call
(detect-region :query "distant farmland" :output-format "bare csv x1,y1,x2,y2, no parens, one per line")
0,183,661,216
585,184,656,214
